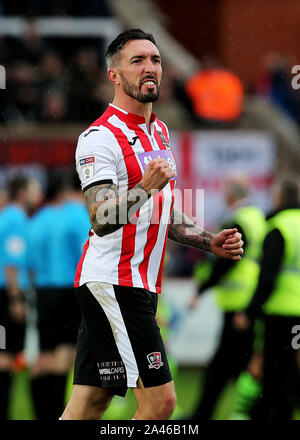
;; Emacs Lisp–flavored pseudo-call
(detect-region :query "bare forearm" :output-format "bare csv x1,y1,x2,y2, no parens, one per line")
5,266,22,297
85,182,150,237
168,208,214,252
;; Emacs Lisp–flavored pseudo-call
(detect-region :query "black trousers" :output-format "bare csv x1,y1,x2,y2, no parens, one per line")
192,312,254,420
253,315,300,420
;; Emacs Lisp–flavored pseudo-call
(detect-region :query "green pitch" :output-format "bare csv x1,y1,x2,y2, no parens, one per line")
8,367,300,420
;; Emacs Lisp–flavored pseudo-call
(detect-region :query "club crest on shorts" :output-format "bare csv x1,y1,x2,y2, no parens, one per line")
147,352,163,369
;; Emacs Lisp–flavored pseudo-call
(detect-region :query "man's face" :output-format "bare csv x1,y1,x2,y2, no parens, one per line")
25,179,43,211
115,39,162,103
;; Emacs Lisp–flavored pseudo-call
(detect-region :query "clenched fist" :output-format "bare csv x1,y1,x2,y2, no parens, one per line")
140,158,175,195
211,228,244,261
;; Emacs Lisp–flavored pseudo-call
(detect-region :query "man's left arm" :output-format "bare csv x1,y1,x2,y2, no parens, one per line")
4,228,27,324
168,206,244,260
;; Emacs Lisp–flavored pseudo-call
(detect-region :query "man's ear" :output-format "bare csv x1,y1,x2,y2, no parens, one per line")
107,68,120,86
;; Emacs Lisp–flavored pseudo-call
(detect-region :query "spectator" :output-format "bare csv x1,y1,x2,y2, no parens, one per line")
234,172,300,420
253,53,300,125
40,89,69,123
189,173,266,420
69,47,105,121
185,57,244,128
38,51,68,95
7,20,45,67
6,62,39,121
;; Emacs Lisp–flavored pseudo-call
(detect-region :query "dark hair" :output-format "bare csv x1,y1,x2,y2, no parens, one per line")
106,28,157,68
6,175,29,201
46,171,69,201
64,169,81,192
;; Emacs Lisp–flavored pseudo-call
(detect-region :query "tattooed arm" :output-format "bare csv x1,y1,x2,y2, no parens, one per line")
168,207,244,260
168,207,213,251
84,182,149,237
84,157,176,237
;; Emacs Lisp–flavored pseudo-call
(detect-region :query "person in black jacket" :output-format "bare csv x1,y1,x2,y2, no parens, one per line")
234,173,300,420
189,174,265,420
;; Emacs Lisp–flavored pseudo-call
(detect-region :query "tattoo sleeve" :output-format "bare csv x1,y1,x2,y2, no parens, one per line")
84,182,150,237
168,206,214,252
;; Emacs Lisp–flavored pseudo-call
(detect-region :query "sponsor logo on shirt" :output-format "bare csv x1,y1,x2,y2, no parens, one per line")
138,150,177,180
80,156,95,166
128,136,139,146
80,156,95,181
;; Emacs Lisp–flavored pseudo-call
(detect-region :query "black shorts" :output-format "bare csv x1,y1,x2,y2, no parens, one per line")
0,289,25,354
73,282,172,397
36,287,81,351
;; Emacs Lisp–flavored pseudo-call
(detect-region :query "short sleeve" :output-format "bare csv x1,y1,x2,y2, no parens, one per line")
3,217,27,267
75,126,120,191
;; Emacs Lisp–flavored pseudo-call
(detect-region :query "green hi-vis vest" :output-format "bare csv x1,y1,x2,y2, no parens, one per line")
215,206,267,312
193,258,214,285
263,209,300,316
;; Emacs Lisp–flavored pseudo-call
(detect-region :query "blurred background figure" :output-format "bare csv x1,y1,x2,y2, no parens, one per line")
189,173,266,420
0,187,8,210
229,318,264,420
69,46,107,122
234,172,300,420
253,53,300,126
0,175,41,419
184,57,244,128
28,171,90,420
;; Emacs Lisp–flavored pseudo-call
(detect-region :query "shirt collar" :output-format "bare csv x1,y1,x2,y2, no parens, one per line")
108,103,156,125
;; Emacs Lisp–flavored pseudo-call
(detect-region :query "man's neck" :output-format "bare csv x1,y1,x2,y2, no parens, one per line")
228,197,249,212
11,201,27,213
112,96,153,130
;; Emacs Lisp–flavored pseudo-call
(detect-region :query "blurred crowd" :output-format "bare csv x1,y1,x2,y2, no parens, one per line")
0,170,91,420
252,52,300,125
1,29,300,129
189,171,300,420
0,0,112,17
0,20,114,124
0,11,299,128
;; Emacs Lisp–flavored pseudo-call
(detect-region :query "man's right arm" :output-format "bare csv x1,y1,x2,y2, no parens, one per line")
84,157,176,237
3,226,27,323
84,181,149,237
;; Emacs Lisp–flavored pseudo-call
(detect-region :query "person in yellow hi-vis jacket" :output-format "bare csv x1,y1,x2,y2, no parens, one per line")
234,173,300,420
189,173,266,420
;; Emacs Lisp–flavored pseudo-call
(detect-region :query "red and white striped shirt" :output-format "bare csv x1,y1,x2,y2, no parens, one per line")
74,104,176,293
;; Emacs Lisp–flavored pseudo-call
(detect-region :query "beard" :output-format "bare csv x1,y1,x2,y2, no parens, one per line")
120,75,160,103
